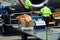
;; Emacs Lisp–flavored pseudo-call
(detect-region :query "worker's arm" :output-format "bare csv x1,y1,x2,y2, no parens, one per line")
25,0,34,13
40,8,43,15
49,9,52,15
30,6,34,13
18,0,24,7
49,9,54,20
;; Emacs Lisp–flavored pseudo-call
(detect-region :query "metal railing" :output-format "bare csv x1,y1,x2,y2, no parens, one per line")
10,12,40,27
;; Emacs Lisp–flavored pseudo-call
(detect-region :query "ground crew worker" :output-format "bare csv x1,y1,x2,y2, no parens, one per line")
40,4,53,26
18,0,34,13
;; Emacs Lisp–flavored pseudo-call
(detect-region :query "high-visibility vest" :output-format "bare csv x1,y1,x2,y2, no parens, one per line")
40,6,52,17
25,0,32,9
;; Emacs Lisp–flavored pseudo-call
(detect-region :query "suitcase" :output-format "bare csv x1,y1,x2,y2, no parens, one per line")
32,16,46,29
34,20,46,29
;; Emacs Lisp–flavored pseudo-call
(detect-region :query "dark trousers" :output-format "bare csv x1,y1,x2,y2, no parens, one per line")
43,16,50,26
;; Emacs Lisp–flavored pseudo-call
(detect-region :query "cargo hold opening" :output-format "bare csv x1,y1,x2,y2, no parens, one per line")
30,0,45,4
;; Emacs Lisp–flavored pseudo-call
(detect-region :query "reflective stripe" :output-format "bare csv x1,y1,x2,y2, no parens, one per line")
42,15,50,17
